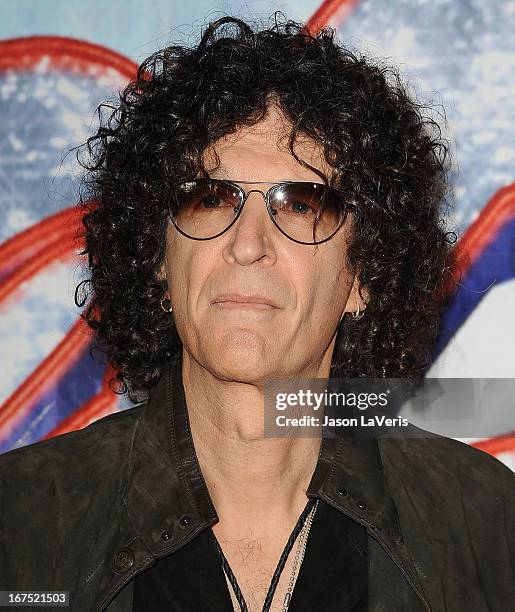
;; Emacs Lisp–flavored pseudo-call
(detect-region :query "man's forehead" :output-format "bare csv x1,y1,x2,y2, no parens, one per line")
202,127,332,179
205,102,325,152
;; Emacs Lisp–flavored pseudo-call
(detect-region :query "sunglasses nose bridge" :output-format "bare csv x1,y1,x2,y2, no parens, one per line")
237,187,272,213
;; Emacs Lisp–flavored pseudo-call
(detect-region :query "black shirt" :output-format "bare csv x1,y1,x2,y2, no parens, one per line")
132,497,368,611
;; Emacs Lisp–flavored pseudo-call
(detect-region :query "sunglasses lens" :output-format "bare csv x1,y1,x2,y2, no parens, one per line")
268,183,344,243
171,179,242,239
170,179,345,243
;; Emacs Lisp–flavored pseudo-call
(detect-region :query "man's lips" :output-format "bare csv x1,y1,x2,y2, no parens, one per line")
210,294,278,309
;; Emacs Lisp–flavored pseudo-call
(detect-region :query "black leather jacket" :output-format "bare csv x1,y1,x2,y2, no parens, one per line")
1,352,514,611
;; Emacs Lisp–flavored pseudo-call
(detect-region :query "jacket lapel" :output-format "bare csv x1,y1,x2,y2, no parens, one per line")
78,351,218,611
309,428,432,610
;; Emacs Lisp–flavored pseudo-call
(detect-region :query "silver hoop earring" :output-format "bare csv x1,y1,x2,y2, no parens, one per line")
352,304,365,320
160,296,173,313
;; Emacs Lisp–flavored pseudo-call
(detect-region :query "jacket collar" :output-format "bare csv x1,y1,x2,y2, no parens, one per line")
127,349,406,547
91,349,426,610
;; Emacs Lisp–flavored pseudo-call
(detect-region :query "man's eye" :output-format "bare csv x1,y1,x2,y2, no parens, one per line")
289,202,315,214
200,195,221,208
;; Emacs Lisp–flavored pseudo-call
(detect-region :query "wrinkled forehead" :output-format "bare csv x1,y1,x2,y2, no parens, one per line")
201,105,334,182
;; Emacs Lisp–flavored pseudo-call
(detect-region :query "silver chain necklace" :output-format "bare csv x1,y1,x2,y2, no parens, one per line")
219,498,320,612
282,498,319,611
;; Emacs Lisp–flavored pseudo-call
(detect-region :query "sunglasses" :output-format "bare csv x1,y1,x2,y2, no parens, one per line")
168,178,354,245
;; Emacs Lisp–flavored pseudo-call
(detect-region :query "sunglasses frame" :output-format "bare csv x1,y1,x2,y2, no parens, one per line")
169,178,355,245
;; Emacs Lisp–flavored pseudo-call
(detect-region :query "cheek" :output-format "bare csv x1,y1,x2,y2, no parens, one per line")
309,259,353,311
287,251,345,301
167,245,217,310
164,238,195,300
172,260,195,302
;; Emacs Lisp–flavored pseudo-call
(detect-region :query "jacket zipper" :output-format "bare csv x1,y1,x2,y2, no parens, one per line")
319,492,432,612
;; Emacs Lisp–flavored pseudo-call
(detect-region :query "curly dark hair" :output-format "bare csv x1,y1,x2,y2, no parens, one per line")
75,12,458,403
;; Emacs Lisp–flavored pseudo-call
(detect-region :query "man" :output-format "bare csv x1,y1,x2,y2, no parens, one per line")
1,13,514,612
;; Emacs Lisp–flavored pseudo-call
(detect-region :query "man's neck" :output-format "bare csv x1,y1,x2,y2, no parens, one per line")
181,351,328,531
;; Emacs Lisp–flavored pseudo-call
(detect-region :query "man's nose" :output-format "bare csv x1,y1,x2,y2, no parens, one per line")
224,191,275,265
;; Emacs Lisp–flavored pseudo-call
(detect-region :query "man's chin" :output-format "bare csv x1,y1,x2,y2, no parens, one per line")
209,354,269,382
201,341,275,383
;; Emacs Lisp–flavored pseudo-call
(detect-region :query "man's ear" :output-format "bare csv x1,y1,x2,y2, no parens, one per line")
351,274,369,311
156,261,167,283
357,283,369,310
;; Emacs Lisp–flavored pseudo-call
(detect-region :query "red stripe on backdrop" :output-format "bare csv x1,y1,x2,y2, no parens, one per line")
472,434,515,456
0,207,80,275
0,36,137,79
442,182,515,296
0,317,93,442
303,0,358,35
0,230,81,308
